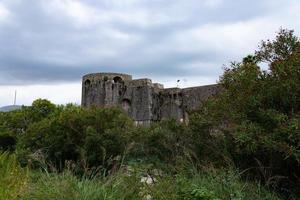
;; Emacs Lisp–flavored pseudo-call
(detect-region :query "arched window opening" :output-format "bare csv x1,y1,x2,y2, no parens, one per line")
85,79,91,87
113,76,123,83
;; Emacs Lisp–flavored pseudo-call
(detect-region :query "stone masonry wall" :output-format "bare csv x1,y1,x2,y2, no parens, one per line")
82,73,221,124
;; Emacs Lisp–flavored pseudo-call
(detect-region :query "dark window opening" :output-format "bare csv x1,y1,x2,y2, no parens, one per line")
113,76,123,83
85,79,91,87
121,99,131,113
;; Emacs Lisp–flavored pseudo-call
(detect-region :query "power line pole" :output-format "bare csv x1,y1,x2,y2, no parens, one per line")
176,79,180,88
14,90,17,106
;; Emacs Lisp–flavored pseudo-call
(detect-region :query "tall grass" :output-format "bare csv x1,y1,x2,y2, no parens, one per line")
22,166,281,200
0,152,282,200
175,168,282,200
23,170,141,200
0,152,28,200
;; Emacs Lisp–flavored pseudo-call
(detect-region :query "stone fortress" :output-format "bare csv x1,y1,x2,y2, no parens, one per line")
82,73,220,125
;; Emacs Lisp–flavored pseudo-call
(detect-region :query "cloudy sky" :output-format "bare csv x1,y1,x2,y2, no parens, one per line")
0,0,299,106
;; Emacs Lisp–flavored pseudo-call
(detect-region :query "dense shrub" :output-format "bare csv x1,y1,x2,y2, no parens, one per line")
129,120,188,162
16,105,133,170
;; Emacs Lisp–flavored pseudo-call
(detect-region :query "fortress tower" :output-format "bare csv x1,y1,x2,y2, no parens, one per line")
82,72,220,125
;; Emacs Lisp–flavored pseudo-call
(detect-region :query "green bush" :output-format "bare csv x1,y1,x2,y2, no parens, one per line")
16,105,133,170
127,119,192,166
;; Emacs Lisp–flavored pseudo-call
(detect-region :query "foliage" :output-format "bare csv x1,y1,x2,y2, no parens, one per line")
255,28,300,63
0,152,28,200
19,166,280,200
190,28,300,197
22,171,140,200
16,104,133,170
128,120,189,162
176,168,281,200
0,126,16,151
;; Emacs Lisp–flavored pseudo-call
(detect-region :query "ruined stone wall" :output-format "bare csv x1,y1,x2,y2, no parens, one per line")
182,84,221,111
160,88,184,121
82,73,220,124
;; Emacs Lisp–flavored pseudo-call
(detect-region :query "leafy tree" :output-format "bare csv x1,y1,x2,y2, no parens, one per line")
191,29,300,194
30,99,57,122
0,99,57,136
255,28,300,64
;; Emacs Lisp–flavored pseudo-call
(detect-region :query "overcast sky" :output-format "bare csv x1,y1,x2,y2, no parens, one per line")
0,0,299,106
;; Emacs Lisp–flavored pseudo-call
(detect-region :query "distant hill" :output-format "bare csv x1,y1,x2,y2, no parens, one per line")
0,105,22,112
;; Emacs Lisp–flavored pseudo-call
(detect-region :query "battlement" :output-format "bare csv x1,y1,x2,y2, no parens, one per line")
130,78,153,87
153,83,164,89
83,73,132,84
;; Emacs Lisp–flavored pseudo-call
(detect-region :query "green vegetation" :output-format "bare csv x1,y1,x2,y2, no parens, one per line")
1,155,280,200
195,28,300,197
0,28,300,199
0,152,28,200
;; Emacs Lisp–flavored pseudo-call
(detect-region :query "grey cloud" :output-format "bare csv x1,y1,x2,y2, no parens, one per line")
0,0,298,85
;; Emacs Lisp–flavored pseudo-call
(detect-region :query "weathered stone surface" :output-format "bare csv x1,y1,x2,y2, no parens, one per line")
82,72,220,124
